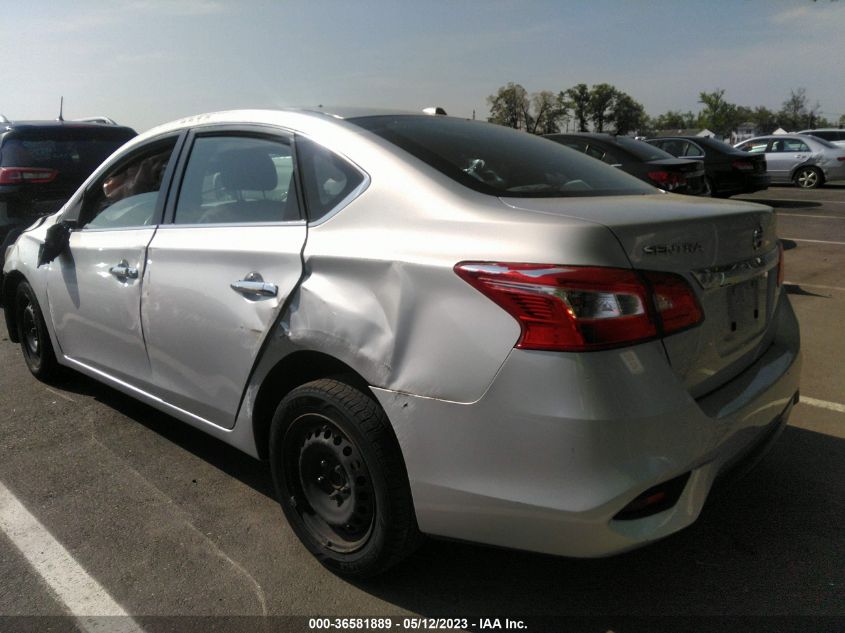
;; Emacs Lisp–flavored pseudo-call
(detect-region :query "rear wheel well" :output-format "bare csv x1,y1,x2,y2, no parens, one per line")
2,270,26,342
252,351,372,460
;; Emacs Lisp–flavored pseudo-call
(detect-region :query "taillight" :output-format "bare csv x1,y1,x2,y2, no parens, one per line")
647,170,685,191
454,263,703,352
777,241,784,286
642,270,704,335
731,160,755,171
837,156,845,162
0,167,59,184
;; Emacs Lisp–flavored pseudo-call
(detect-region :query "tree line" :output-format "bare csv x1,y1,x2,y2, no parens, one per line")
487,83,843,137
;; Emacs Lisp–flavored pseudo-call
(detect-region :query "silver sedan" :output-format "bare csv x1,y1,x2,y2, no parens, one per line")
735,134,845,188
2,109,801,577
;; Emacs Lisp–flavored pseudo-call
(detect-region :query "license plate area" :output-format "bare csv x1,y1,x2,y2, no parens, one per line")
722,273,768,349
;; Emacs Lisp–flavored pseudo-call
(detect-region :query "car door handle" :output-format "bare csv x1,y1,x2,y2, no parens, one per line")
230,272,277,297
109,260,139,280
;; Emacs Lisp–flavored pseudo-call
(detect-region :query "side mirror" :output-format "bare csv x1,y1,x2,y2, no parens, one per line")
37,220,76,267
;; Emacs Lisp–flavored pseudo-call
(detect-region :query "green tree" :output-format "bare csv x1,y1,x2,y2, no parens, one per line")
588,83,618,132
563,83,591,132
529,90,568,134
779,88,822,131
609,93,647,135
651,110,697,130
697,89,740,137
749,106,779,135
487,82,531,130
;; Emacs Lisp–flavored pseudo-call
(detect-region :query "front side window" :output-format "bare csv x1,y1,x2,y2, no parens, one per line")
174,135,300,225
82,140,175,229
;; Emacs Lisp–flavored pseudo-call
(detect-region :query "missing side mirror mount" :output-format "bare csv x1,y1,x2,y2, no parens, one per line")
37,220,76,267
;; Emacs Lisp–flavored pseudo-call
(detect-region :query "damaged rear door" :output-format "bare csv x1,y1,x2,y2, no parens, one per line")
141,127,306,428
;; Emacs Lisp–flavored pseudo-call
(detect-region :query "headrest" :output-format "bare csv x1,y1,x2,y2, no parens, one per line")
218,148,277,191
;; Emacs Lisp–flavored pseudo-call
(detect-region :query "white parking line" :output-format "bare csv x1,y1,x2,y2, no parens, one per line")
0,481,145,633
801,397,845,415
781,237,845,246
783,280,845,292
755,197,845,205
778,213,845,220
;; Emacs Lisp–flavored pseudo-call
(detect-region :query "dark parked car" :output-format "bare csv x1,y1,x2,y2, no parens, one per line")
0,118,136,247
646,136,769,198
546,133,707,195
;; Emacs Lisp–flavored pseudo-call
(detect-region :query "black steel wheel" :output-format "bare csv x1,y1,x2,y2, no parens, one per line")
15,281,60,380
794,166,822,189
270,378,420,577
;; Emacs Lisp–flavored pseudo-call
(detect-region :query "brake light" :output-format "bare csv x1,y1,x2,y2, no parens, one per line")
0,167,59,184
454,263,703,352
647,170,685,191
732,160,755,171
777,241,784,286
837,156,845,162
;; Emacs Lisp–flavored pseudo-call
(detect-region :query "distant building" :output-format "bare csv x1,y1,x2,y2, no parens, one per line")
734,122,757,144
772,127,789,135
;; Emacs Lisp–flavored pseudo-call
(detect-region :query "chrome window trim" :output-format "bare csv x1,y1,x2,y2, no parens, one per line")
154,219,307,229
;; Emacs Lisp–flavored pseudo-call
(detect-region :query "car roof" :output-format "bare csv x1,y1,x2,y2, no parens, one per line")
798,128,844,133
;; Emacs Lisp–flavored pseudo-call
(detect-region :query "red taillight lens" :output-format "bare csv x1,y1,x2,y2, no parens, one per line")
777,241,784,286
0,167,59,184
647,170,685,191
837,156,845,162
642,270,704,335
454,263,703,352
732,160,755,171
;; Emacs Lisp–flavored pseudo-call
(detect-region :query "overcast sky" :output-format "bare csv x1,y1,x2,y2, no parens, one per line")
2,0,843,132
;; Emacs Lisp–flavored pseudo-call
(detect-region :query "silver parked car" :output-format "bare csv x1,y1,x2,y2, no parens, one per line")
797,128,845,148
735,134,845,188
2,109,800,577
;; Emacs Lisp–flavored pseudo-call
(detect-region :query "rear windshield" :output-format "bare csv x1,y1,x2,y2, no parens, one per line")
0,127,136,173
612,136,674,161
350,116,655,197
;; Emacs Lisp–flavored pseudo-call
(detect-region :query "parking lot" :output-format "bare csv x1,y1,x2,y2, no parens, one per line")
1,184,843,631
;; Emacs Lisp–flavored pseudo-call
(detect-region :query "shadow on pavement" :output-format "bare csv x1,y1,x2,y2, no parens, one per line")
354,426,844,618
56,371,276,499
43,372,845,618
784,283,831,298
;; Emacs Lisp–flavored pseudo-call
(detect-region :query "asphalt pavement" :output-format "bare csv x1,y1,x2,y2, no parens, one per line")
0,184,843,632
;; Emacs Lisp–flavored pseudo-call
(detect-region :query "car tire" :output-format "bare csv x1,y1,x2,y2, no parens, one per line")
793,166,823,189
15,281,60,380
269,378,421,577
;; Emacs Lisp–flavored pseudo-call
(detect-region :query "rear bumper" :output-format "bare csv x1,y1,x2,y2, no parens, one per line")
714,172,770,196
373,292,800,557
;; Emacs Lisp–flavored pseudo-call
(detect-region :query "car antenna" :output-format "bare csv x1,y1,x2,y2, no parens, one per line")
57,96,64,122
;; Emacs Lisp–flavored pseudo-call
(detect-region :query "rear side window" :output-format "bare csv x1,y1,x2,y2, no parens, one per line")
296,137,365,222
173,135,301,225
739,140,768,153
351,116,654,197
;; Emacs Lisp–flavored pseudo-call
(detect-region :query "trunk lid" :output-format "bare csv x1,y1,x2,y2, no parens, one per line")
501,193,781,397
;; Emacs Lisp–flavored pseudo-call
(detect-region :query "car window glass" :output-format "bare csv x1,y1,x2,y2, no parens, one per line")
352,117,655,198
741,141,768,153
660,140,684,157
83,141,175,230
174,135,300,225
585,145,605,160
781,139,810,152
683,142,703,157
296,137,365,222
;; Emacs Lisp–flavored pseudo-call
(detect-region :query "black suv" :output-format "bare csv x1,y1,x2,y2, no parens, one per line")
1,118,136,247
